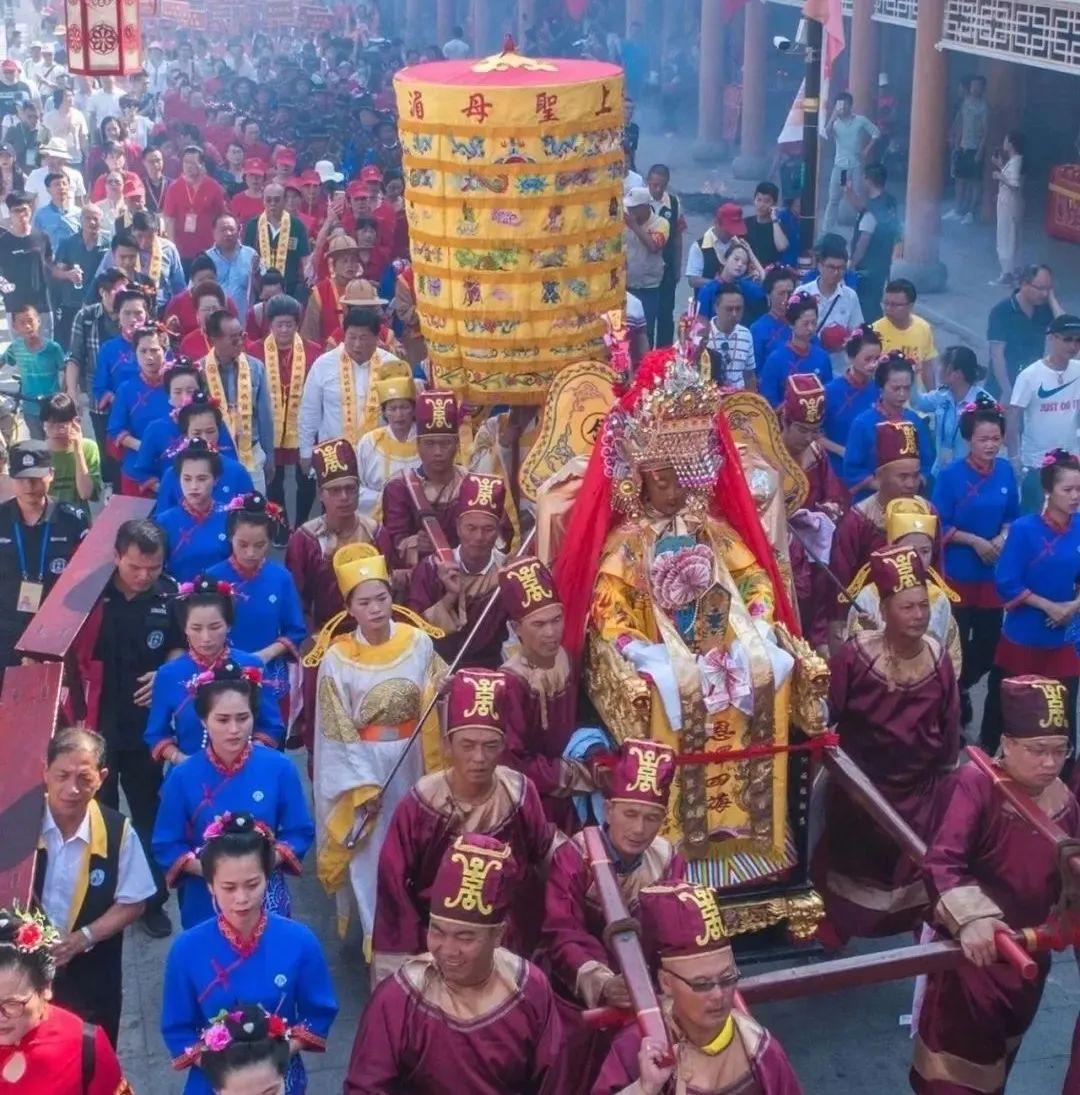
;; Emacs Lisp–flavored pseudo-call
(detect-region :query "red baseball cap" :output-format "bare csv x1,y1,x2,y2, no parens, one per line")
0,60,19,72
715,201,748,236
359,165,382,184
298,169,321,187
282,176,303,193
272,146,297,166
345,180,367,199
242,157,267,175
123,178,146,199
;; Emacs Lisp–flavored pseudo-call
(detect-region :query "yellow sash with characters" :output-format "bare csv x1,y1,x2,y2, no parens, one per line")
138,235,163,286
204,350,255,469
257,210,291,271
263,333,305,450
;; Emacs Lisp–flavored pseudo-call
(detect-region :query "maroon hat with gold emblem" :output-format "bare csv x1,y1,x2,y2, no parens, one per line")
415,390,459,438
783,373,826,426
445,668,507,737
429,834,514,927
457,473,506,525
875,419,920,469
638,883,732,962
1001,675,1070,739
607,738,677,808
868,543,927,599
311,436,359,486
498,556,560,622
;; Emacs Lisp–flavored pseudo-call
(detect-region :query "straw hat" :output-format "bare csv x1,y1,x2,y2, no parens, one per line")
340,278,389,307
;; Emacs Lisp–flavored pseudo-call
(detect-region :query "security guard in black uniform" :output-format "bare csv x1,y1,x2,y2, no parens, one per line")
70,517,183,939
0,440,88,678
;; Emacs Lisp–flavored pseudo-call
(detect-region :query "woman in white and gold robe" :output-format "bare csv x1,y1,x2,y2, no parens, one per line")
309,542,445,945
354,375,420,521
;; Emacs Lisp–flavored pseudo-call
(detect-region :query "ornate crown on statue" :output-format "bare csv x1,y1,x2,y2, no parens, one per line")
601,312,724,515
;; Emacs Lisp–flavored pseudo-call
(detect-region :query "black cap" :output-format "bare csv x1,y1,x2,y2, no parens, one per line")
1048,314,1080,336
10,440,52,478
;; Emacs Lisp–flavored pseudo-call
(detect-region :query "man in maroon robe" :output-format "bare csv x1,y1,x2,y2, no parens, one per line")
346,834,565,1094
828,419,944,653
812,544,960,946
371,668,559,983
539,739,684,1094
781,374,849,651
498,555,595,829
407,472,510,670
912,675,1080,1094
381,389,467,581
593,882,802,1094
284,437,382,752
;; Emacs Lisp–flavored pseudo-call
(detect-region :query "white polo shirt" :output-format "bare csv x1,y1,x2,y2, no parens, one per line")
40,805,156,932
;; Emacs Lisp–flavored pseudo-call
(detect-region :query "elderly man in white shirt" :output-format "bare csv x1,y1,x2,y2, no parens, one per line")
37,727,156,1045
298,305,405,475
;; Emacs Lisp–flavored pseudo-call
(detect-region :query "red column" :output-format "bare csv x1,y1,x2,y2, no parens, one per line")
695,0,726,158
732,0,768,179
847,0,878,119
979,58,1023,222
894,0,948,290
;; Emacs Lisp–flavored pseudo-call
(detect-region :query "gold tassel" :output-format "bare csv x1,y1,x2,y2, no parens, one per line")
929,567,961,603
392,604,446,639
302,610,350,668
845,562,871,601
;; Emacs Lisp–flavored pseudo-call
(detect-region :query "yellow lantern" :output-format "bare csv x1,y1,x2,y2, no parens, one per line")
394,43,626,405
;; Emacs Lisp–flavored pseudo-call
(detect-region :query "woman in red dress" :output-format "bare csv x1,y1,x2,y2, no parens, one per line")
0,906,131,1093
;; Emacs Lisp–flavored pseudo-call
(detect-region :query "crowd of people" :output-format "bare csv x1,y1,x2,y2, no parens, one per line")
0,5,1076,1095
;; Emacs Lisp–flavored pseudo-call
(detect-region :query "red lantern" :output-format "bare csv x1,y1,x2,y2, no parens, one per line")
66,0,141,76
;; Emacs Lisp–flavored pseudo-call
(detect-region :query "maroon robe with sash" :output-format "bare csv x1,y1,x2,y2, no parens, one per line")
540,832,684,1094
371,766,557,981
381,466,468,573
812,630,960,941
828,493,943,622
344,950,565,1094
791,442,849,648
593,1009,803,1095
912,763,1080,1094
500,649,585,829
407,550,509,670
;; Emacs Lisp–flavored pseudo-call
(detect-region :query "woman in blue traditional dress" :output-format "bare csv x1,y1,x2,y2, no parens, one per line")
156,439,232,581
152,661,314,928
207,493,307,730
145,575,284,763
162,813,337,1094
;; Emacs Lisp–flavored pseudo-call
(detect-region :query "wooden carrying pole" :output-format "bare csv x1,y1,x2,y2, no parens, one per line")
581,827,674,1064
1,496,152,906
402,471,456,565
344,525,537,848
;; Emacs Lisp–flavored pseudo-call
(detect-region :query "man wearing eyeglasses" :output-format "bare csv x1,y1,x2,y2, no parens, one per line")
703,284,756,391
594,882,801,1094
913,675,1080,1094
987,263,1065,403
801,235,864,376
1006,314,1080,512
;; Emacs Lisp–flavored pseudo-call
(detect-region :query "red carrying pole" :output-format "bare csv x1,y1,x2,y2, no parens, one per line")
581,827,673,1065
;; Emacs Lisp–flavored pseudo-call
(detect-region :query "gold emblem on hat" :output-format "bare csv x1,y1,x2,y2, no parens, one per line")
626,743,664,796
513,561,548,608
469,475,499,508
428,398,453,430
1034,681,1068,729
677,886,727,946
462,674,500,718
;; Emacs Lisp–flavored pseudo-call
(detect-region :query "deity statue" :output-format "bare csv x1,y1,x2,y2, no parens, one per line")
555,347,827,905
